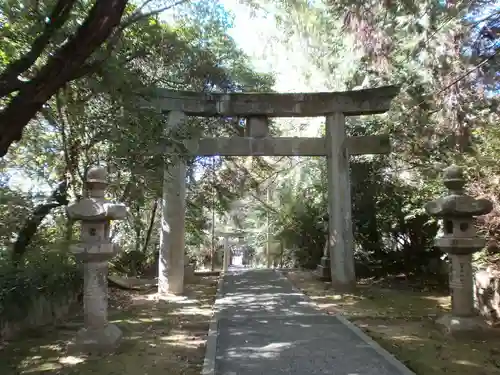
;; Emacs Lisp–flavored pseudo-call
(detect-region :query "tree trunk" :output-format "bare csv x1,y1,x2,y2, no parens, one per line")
0,0,128,156
64,215,74,250
141,200,158,254
12,181,69,265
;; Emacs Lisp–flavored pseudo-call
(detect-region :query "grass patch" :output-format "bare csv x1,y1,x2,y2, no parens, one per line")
0,276,218,375
286,270,500,375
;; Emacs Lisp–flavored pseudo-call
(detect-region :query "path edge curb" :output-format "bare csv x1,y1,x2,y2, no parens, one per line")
275,269,416,375
201,271,226,375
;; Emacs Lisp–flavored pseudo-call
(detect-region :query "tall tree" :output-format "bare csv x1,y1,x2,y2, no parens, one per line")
1,0,275,268
0,0,187,157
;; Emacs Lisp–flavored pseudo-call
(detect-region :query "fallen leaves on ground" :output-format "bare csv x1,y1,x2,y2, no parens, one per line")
286,270,500,375
0,276,218,375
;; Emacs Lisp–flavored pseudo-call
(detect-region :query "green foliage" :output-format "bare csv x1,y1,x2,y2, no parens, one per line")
222,0,500,277
1,0,275,274
0,0,278,334
264,156,442,276
275,198,324,269
350,159,441,278
0,250,82,324
0,186,32,252
9,0,500,334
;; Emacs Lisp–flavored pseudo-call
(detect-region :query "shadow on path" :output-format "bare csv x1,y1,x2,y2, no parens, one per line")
214,268,414,375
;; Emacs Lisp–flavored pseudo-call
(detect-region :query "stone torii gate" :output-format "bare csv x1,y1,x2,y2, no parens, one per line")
216,231,245,273
150,86,399,294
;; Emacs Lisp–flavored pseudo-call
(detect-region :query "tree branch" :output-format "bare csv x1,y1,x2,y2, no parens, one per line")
123,0,191,29
0,0,128,157
0,0,78,97
71,48,150,81
71,0,190,80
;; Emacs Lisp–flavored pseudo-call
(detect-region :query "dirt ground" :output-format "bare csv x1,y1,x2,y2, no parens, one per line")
285,270,500,375
0,276,218,375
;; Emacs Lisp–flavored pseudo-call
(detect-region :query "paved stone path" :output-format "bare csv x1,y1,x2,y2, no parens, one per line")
210,268,415,375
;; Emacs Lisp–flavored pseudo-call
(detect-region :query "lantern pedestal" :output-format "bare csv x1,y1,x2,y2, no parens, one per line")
71,252,120,353
318,254,331,281
436,314,490,337
72,323,123,353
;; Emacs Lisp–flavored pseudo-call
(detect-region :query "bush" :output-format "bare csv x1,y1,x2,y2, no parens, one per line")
0,251,82,325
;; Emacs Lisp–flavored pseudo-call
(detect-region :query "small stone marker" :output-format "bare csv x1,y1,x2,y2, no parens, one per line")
425,164,493,335
67,166,128,353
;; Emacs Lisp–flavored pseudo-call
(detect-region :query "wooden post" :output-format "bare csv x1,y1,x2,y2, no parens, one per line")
326,112,355,290
266,185,272,268
223,236,230,273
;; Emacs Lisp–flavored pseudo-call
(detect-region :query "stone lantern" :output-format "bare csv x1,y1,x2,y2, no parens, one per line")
317,213,331,281
425,164,492,334
67,166,128,352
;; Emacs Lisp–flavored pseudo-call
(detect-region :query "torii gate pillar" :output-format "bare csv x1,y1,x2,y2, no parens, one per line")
326,112,355,290
158,111,187,296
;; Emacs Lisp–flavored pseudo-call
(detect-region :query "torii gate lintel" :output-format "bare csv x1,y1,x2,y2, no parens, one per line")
142,85,399,117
